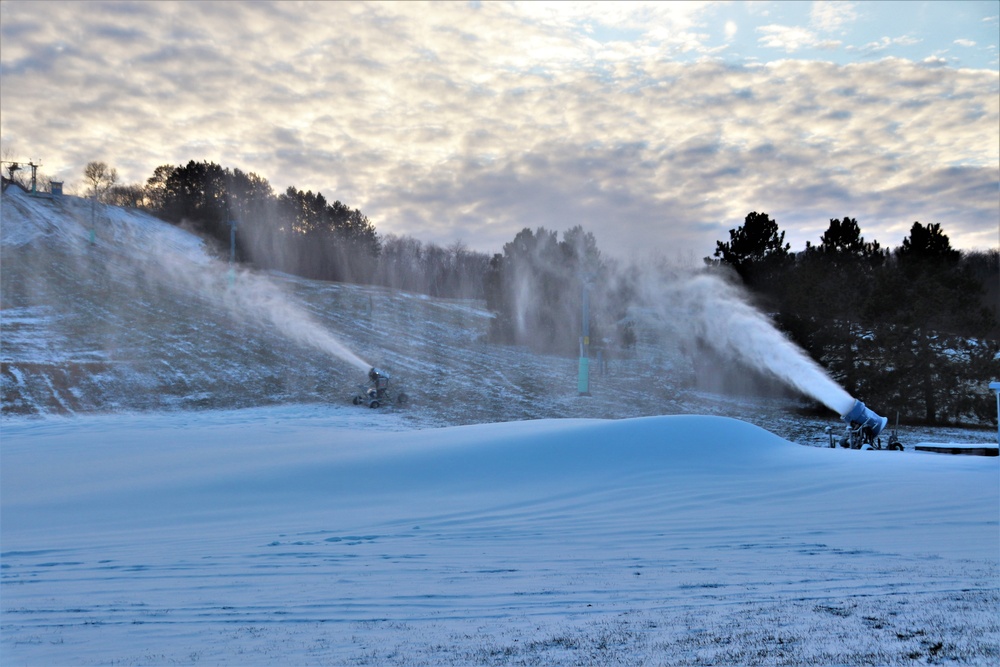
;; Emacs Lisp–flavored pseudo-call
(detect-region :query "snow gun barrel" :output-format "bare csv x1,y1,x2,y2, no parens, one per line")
842,399,888,438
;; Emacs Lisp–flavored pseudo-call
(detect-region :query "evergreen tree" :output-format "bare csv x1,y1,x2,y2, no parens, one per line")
778,217,885,398
144,165,176,213
144,161,380,285
866,222,994,423
709,211,791,294
896,221,960,266
817,216,882,259
158,160,229,241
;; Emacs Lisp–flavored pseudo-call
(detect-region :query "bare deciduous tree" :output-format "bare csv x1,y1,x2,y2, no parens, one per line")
84,161,118,203
106,183,146,208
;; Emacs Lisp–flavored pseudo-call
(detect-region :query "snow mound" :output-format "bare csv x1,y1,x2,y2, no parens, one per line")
3,414,789,524
4,412,994,560
2,409,998,665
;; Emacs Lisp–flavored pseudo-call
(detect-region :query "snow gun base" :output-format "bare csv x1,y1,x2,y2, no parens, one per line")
827,400,903,451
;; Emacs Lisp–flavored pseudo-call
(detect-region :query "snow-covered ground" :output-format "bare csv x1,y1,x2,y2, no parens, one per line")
2,407,997,665
2,188,998,664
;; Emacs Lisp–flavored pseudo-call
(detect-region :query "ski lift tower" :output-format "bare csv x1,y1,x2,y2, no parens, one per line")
3,160,47,196
3,161,21,180
2,161,22,192
27,160,41,194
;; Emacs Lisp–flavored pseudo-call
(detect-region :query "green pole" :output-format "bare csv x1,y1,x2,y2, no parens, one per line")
578,280,591,396
991,382,1000,446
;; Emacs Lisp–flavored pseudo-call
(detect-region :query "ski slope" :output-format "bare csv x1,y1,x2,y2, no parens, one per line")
3,187,995,445
2,408,998,665
2,188,998,664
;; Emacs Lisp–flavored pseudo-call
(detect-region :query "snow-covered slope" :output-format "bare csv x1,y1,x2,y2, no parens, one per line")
0,187,771,429
2,410,997,665
1,187,363,414
4,187,994,447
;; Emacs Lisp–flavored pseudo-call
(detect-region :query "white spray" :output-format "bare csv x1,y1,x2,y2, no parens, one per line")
83,206,372,374
217,267,372,373
633,264,856,416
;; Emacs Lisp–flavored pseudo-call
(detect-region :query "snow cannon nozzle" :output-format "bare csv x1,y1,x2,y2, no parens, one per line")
842,399,888,439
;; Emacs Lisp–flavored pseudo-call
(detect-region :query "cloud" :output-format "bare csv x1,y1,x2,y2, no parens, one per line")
757,24,820,52
756,24,842,53
847,34,921,58
755,1,857,54
954,38,977,48
1,0,997,261
810,1,858,33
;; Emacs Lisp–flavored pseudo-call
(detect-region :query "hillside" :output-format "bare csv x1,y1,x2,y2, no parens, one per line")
1,187,994,446
0,188,752,422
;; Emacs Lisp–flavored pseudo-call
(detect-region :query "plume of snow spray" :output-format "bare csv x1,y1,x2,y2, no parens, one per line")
633,264,856,416
218,268,372,373
3,191,371,374
115,217,371,373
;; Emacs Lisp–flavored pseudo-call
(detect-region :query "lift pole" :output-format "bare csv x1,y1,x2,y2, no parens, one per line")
578,279,591,396
28,161,41,194
991,382,1000,446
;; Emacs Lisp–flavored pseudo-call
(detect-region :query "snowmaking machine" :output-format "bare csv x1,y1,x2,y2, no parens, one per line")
352,367,408,409
827,399,903,450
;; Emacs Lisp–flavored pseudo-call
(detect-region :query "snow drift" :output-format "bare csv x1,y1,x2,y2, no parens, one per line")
2,409,997,665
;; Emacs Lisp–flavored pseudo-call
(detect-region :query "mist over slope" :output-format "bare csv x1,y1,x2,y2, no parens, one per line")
0,188,713,423
1,188,993,445
2,187,350,413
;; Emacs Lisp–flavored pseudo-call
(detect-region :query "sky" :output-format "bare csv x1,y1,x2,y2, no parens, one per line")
1,0,998,260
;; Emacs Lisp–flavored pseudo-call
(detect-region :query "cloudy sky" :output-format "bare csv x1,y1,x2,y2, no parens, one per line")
2,1,997,260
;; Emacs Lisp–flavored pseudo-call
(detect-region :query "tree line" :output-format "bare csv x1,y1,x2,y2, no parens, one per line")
102,160,490,294
104,159,630,355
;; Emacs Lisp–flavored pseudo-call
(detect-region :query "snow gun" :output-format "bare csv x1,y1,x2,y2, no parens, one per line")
841,399,888,438
351,367,408,409
829,399,903,450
